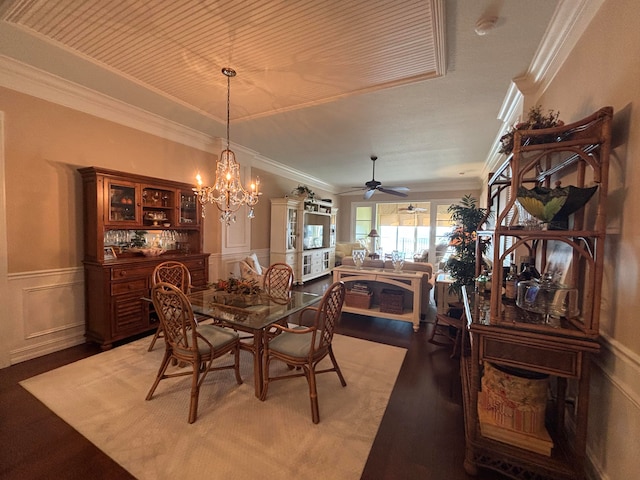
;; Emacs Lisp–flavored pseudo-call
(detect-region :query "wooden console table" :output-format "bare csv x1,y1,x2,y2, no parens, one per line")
333,265,422,332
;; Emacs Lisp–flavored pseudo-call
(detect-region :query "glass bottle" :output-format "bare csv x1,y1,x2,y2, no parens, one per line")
504,264,518,300
475,268,489,294
518,257,540,282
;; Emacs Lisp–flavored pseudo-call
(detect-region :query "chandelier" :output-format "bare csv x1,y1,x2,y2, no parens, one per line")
195,67,261,225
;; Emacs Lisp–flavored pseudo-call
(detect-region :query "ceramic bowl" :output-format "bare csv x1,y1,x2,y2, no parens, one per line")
140,247,165,257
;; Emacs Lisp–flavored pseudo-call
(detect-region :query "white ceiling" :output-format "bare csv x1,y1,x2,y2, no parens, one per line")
0,0,564,195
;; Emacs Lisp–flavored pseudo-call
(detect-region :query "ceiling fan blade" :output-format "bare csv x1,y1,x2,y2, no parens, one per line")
378,187,408,197
363,189,376,200
382,186,410,192
339,188,366,195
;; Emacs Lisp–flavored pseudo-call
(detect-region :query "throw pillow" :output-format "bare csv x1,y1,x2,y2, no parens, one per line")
248,253,262,275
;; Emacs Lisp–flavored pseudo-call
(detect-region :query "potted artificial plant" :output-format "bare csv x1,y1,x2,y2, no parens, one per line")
445,195,490,296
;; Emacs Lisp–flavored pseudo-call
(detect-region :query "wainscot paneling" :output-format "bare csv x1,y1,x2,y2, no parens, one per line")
8,267,85,364
586,334,640,480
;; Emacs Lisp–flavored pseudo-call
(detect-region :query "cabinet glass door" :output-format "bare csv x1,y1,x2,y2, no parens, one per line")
302,252,312,275
107,180,139,224
287,207,297,250
142,187,175,227
179,190,199,226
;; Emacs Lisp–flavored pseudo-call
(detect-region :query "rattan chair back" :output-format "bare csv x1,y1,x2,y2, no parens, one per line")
152,261,192,293
263,263,294,301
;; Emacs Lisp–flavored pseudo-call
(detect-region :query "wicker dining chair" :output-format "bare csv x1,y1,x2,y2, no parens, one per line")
263,262,294,302
146,282,242,424
148,261,192,351
260,280,346,424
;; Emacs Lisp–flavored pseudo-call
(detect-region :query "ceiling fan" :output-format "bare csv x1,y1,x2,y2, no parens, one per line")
400,203,427,213
342,155,409,199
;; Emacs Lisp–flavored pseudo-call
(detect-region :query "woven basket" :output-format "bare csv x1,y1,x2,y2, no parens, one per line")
345,290,372,309
380,289,404,314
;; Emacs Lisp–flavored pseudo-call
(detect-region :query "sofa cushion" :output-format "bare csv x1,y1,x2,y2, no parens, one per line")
342,256,384,269
335,242,368,264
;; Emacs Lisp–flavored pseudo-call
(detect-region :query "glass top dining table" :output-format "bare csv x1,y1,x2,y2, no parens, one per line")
187,289,322,397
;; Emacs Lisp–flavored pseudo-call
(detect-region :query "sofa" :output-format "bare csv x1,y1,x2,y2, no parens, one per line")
334,242,368,266
340,256,435,318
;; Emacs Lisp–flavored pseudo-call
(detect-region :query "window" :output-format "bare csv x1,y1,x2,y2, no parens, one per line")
355,206,373,243
352,201,456,264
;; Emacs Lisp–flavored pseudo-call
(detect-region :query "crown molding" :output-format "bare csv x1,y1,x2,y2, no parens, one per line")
482,0,605,177
0,54,336,190
229,141,335,193
0,55,216,152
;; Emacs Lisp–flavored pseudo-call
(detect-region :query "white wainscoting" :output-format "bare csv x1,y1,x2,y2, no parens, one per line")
7,267,85,365
586,335,640,480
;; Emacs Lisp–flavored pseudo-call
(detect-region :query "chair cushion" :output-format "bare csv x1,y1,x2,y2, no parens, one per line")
175,324,239,356
269,329,321,357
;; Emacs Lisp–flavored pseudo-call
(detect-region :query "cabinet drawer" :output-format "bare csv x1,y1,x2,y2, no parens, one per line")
111,265,152,281
111,278,148,295
480,336,580,377
190,269,206,286
182,258,206,270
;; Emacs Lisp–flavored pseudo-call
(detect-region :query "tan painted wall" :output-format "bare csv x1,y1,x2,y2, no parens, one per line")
534,0,639,477
1,87,217,272
538,0,640,356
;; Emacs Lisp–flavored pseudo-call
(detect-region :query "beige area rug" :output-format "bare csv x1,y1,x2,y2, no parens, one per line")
20,334,406,480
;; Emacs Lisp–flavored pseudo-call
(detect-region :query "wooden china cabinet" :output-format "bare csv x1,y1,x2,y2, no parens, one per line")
78,167,210,349
461,107,613,480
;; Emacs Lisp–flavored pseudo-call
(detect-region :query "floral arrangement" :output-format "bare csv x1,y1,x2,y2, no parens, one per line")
210,276,261,295
291,184,315,199
499,105,563,155
445,195,490,295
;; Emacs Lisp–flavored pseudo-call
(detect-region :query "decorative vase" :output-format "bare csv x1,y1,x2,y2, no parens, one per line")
352,249,366,269
391,251,404,272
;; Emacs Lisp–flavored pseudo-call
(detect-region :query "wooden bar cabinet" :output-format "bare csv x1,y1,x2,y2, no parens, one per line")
79,167,210,349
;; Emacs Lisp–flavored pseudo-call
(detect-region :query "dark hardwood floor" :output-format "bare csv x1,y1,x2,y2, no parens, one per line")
0,276,507,480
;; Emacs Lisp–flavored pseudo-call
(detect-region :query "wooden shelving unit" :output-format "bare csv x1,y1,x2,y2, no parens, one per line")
461,107,613,479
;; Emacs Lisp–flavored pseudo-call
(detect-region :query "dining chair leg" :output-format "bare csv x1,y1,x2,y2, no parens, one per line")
328,346,347,387
260,356,271,401
147,325,163,351
146,350,171,400
306,366,320,424
233,345,242,385
189,360,207,424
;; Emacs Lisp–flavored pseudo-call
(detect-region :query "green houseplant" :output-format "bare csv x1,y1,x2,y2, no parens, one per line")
445,195,490,295
291,184,315,200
